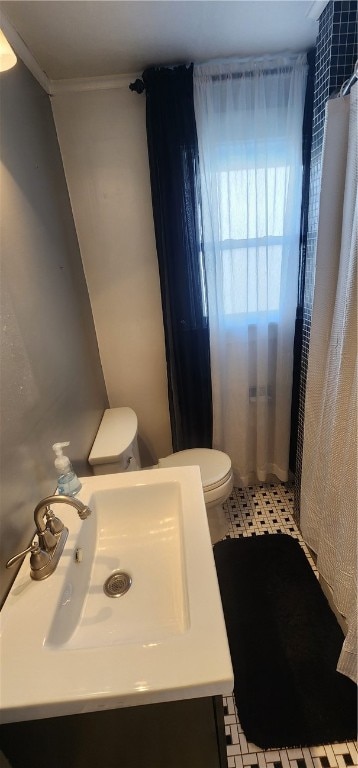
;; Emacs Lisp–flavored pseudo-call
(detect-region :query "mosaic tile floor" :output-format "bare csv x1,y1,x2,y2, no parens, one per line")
221,483,358,768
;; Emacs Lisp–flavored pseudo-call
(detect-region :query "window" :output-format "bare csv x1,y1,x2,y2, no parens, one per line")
200,141,292,319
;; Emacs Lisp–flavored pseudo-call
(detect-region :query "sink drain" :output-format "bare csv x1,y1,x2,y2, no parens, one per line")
103,571,132,598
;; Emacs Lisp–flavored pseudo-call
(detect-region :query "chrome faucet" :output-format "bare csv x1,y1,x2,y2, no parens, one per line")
33,494,91,532
6,495,91,581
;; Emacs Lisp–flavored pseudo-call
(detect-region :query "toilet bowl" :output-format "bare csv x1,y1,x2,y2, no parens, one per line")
89,408,233,543
158,448,233,542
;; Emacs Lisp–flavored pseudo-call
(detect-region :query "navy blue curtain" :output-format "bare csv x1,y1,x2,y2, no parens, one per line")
141,64,212,451
289,48,316,472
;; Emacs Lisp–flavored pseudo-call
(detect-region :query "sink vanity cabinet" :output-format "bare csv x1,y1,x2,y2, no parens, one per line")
0,696,228,768
0,470,233,767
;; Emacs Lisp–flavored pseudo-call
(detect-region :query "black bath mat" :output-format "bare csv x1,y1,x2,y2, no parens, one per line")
214,534,357,749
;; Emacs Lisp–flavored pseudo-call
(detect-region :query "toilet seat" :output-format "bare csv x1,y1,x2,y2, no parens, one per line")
158,448,232,492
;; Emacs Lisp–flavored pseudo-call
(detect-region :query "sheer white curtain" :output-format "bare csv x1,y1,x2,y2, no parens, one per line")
194,54,307,485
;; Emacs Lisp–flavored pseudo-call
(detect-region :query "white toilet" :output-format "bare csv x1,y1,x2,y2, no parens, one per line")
157,448,233,542
89,407,233,543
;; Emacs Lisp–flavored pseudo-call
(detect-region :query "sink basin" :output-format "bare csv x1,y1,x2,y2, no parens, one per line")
46,481,189,649
0,467,233,724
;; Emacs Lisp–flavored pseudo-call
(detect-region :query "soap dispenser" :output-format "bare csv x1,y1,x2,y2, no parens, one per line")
52,442,82,497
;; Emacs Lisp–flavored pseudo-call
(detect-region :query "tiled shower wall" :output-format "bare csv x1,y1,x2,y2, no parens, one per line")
294,0,357,521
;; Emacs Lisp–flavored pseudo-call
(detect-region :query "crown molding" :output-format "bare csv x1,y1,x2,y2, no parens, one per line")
50,73,140,96
0,9,51,93
0,10,140,96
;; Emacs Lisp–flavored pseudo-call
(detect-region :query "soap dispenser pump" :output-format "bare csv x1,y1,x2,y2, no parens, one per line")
52,441,82,497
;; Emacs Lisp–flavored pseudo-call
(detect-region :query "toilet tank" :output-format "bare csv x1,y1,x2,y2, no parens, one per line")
88,407,141,475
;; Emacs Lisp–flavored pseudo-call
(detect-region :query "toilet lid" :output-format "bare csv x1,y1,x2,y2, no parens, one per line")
158,448,232,490
89,407,138,465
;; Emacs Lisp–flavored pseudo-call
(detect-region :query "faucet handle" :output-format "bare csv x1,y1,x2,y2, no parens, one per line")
6,539,42,569
44,506,64,535
30,543,51,572
6,538,51,573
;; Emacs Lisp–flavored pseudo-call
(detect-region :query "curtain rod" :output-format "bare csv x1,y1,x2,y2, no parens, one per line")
129,61,305,93
210,65,298,82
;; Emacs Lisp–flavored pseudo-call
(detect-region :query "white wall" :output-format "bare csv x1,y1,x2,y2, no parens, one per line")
52,80,172,465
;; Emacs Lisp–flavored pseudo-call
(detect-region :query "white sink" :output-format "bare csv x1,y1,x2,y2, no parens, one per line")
0,467,233,724
46,482,189,649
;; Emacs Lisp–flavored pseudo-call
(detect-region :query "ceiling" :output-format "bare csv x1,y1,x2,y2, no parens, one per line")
0,1,323,82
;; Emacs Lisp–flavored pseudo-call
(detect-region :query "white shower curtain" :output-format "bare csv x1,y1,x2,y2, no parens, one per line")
194,54,307,485
301,85,357,683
